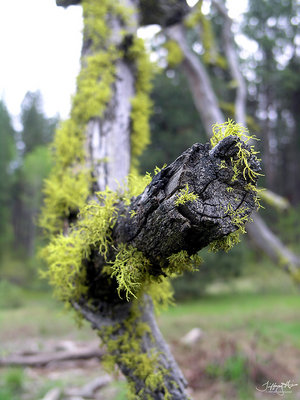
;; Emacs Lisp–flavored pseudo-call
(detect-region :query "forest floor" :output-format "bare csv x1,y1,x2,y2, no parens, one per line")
0,290,300,400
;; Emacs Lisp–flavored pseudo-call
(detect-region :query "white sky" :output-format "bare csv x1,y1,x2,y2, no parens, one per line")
0,0,83,121
0,0,247,123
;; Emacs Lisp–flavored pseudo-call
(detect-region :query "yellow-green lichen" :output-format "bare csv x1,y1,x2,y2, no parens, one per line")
164,40,183,68
99,301,175,400
208,120,262,252
211,119,257,148
41,189,119,302
211,119,262,185
223,203,251,234
209,229,241,253
174,184,199,206
166,250,203,275
108,244,151,301
72,48,119,124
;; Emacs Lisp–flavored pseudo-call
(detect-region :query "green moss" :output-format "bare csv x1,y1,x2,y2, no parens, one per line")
166,250,203,275
209,120,262,252
99,301,175,399
209,229,241,253
164,40,183,68
109,244,151,301
41,189,119,302
174,184,199,206
72,49,119,124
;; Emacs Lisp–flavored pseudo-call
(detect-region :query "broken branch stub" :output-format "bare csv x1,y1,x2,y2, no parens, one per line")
113,135,260,268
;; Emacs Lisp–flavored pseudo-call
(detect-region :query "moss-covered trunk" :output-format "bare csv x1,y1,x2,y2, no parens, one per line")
41,1,261,398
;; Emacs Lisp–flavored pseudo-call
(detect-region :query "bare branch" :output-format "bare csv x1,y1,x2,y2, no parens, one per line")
259,188,290,211
212,0,247,125
114,137,259,266
0,347,104,367
167,24,224,132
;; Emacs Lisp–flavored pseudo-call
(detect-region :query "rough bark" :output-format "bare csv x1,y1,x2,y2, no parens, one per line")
167,20,300,272
113,137,259,265
75,296,189,399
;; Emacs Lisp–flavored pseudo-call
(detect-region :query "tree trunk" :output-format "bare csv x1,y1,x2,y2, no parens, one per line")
46,1,261,398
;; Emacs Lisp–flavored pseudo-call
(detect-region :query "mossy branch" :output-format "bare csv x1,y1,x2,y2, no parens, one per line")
113,135,260,269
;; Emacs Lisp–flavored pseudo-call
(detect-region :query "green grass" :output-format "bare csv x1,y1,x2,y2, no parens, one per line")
0,290,95,352
0,290,299,348
0,289,299,400
158,292,300,347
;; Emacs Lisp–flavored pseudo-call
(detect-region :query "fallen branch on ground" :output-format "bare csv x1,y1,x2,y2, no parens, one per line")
0,346,104,367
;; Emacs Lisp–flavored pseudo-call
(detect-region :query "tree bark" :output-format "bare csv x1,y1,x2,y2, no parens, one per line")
113,137,259,264
75,296,189,399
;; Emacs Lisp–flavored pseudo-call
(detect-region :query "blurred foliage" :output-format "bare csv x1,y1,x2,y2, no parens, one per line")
206,354,251,400
0,280,23,309
21,91,57,154
276,206,300,249
0,368,24,400
242,0,300,203
172,240,249,300
0,101,16,254
0,92,57,288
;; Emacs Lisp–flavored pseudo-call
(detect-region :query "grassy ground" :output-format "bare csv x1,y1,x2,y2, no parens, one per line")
0,289,299,399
